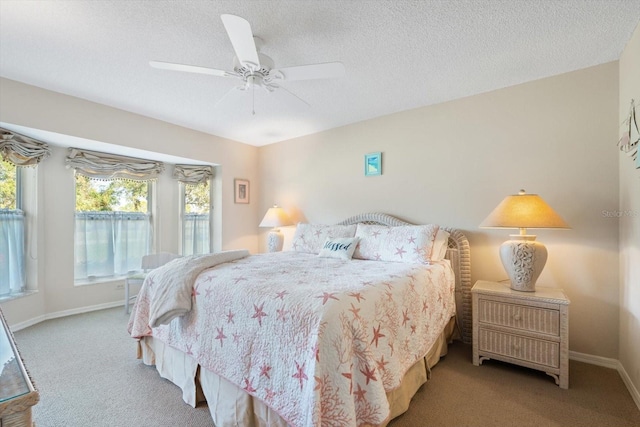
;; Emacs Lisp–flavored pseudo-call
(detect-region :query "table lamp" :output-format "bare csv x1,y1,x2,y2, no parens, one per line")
259,205,293,252
480,190,569,292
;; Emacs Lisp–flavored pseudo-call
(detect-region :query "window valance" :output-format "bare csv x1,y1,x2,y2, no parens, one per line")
65,148,164,181
0,128,51,166
173,164,214,184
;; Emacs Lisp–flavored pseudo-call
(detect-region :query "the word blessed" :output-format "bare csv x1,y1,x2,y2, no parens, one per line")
323,241,354,252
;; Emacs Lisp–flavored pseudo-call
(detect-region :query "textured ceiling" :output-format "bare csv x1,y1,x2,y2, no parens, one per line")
1,0,639,147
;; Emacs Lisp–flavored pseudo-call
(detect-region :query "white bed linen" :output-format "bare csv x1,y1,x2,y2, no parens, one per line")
137,318,454,427
129,251,455,427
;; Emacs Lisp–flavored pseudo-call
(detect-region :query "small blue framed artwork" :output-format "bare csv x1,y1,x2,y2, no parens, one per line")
364,152,382,176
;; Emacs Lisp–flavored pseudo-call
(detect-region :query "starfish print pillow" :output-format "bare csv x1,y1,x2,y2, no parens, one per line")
353,223,440,263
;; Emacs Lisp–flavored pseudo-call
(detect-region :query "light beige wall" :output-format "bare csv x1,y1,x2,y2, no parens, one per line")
259,63,620,358
0,78,260,326
618,22,640,402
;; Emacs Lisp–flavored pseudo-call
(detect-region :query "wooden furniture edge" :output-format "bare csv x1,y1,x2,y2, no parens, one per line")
0,307,40,420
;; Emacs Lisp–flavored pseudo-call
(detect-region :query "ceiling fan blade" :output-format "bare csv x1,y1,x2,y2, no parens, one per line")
275,84,310,107
149,61,236,78
214,86,243,108
271,62,345,81
221,14,260,70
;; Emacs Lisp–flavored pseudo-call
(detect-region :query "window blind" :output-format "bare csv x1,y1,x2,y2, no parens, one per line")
173,164,214,184
65,148,164,181
0,128,51,166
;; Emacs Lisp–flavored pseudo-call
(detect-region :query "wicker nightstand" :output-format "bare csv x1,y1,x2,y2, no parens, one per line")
472,280,570,389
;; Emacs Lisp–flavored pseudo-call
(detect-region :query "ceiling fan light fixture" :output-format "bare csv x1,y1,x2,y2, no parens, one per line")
245,75,261,88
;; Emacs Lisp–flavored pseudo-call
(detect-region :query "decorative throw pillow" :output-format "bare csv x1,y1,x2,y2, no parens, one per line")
291,224,357,254
318,237,359,260
353,223,441,263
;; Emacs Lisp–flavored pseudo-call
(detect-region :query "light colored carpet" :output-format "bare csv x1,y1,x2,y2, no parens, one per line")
13,307,212,427
12,307,640,427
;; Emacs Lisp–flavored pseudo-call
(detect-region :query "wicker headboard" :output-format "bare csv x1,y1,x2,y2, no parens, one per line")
338,213,472,344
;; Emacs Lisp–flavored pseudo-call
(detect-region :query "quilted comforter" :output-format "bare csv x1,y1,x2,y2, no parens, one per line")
128,251,455,427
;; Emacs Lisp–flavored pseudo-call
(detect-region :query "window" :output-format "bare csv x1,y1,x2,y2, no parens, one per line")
0,160,25,296
0,128,50,297
174,164,214,256
182,180,211,256
0,160,20,209
66,147,163,281
74,175,152,281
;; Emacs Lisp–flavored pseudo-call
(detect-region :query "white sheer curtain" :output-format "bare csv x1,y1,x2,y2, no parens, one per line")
0,210,26,296
74,212,151,280
183,213,210,256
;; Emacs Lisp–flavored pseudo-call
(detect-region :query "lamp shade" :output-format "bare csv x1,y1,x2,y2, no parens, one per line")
479,190,569,231
259,205,293,228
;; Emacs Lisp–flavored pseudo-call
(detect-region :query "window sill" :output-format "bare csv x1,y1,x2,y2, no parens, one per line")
74,276,128,287
0,290,39,303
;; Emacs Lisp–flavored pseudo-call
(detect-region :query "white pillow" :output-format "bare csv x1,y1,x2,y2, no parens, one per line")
291,223,357,254
318,237,360,260
431,229,450,261
353,223,441,263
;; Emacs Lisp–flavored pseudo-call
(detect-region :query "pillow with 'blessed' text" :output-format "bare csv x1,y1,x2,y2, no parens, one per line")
291,223,357,254
317,237,359,260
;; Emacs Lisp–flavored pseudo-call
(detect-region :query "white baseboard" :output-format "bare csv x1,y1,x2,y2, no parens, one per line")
11,314,47,332
10,301,123,332
570,350,640,411
617,359,640,411
569,350,619,369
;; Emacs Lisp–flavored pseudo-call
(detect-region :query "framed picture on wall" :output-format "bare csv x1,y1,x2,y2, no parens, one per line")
234,179,250,204
364,152,382,176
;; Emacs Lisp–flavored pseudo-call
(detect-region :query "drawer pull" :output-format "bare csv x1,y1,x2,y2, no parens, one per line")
513,313,522,321
512,344,521,352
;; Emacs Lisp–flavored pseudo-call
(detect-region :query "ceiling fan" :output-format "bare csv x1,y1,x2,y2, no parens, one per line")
150,14,345,114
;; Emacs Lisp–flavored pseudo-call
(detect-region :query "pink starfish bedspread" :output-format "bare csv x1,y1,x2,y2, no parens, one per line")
128,251,455,427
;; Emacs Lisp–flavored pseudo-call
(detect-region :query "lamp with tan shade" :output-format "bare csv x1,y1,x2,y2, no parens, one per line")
259,205,293,252
480,190,570,292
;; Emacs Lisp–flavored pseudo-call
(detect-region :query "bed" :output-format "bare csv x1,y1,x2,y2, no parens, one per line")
128,213,471,426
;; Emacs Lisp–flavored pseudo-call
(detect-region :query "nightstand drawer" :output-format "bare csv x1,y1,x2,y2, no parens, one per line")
478,329,560,368
477,298,560,336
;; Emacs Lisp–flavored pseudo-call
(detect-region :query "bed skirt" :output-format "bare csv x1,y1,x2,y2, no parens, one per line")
137,316,456,426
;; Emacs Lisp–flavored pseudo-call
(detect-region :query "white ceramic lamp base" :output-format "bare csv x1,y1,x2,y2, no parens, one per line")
266,229,284,253
499,235,548,292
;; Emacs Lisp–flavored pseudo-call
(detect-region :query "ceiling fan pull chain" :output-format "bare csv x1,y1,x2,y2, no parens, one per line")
252,84,256,115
